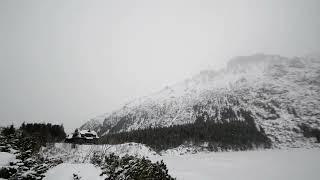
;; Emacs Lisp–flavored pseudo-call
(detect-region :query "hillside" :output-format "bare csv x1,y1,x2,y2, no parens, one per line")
82,54,320,148
80,118,104,133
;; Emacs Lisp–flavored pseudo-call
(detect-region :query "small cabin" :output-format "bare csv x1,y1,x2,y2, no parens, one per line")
65,129,99,144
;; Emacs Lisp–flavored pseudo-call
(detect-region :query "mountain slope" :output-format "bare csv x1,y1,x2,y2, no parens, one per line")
83,54,320,147
80,118,103,133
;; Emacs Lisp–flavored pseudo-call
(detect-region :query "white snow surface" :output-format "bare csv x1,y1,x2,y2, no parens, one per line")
0,152,16,166
43,163,105,180
41,143,320,180
40,143,157,163
156,148,320,180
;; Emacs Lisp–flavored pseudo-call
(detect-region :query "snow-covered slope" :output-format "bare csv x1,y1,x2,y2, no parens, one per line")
80,118,103,133
83,54,320,147
40,143,157,163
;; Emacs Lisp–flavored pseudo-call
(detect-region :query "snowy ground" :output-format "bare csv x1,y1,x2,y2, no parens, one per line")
40,143,320,180
157,148,320,180
0,152,16,166
43,163,105,180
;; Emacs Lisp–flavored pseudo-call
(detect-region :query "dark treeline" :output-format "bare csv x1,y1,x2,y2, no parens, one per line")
1,123,66,154
1,123,66,179
99,109,272,151
20,122,66,144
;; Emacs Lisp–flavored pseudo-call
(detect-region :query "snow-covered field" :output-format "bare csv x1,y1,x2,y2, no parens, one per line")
43,163,105,180
158,149,320,180
0,152,16,166
40,143,320,180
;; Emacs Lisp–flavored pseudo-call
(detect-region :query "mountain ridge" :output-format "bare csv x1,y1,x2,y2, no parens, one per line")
81,54,320,148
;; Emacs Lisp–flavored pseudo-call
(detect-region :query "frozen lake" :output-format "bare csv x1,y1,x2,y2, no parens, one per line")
159,149,320,180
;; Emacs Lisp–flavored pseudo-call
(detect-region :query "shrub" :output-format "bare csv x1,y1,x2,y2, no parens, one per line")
99,153,175,180
299,123,320,142
1,125,15,137
0,167,17,179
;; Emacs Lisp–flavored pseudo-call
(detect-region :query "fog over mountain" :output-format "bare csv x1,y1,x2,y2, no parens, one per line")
1,1,320,180
81,54,320,148
0,0,320,132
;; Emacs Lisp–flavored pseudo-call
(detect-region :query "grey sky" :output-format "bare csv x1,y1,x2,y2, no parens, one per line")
0,0,319,132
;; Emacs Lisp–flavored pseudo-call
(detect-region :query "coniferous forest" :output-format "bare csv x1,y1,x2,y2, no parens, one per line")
99,109,272,151
1,123,66,150
20,123,66,145
0,123,67,179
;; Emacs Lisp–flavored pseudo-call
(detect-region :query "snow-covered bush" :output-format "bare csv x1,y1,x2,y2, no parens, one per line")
0,166,17,179
90,151,103,166
0,126,63,180
73,173,82,180
98,153,175,180
299,123,320,142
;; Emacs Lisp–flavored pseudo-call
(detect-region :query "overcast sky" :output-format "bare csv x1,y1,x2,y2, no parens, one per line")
0,0,319,132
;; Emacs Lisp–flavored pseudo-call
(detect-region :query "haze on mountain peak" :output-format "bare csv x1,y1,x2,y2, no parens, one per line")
1,0,320,132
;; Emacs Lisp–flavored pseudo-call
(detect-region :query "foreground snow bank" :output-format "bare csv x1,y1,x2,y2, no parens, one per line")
0,152,16,166
41,143,320,180
43,163,105,180
158,148,320,180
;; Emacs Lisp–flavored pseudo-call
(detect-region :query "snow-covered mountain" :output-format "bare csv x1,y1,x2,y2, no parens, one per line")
80,118,104,133
82,54,320,147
